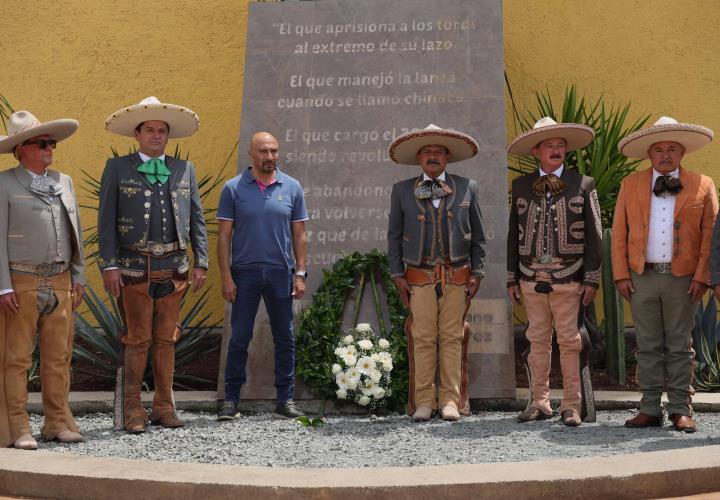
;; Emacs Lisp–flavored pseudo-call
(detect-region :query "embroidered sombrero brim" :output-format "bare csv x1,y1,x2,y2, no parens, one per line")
105,100,199,139
507,123,595,156
0,118,79,154
389,125,479,165
618,123,714,158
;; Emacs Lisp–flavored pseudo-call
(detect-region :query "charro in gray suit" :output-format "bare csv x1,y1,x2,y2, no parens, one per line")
0,110,85,450
99,97,207,434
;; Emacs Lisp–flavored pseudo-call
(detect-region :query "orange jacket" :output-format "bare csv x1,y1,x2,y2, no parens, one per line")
611,166,718,284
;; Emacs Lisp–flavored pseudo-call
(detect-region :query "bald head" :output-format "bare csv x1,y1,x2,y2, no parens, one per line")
249,131,279,174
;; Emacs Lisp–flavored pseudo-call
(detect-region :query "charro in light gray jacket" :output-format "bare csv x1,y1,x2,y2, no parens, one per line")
0,166,85,290
387,173,486,278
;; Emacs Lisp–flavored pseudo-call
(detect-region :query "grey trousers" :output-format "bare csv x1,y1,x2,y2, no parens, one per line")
630,270,695,417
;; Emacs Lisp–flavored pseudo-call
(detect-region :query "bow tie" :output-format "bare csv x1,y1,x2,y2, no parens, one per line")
29,175,62,200
532,173,565,197
653,175,682,197
137,158,171,185
415,178,452,200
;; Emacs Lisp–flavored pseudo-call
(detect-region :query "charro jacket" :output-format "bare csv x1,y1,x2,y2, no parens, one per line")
613,166,717,285
97,153,209,278
507,169,603,288
387,173,486,278
0,166,85,290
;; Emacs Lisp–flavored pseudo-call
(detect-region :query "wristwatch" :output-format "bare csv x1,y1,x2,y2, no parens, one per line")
295,270,308,279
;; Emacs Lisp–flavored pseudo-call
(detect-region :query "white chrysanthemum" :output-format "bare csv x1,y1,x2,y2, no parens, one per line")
332,363,342,374
357,339,373,351
336,388,347,399
343,335,354,345
362,380,376,396
347,367,361,381
378,338,390,349
335,372,350,389
345,344,357,354
334,346,344,357
369,369,382,383
381,360,393,372
342,352,357,366
371,353,381,362
358,395,370,406
357,356,376,374
378,351,392,364
347,377,358,390
373,386,386,399
356,323,372,333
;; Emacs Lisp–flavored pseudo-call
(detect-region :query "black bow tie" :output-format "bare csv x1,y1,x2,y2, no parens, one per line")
415,179,452,200
653,175,682,197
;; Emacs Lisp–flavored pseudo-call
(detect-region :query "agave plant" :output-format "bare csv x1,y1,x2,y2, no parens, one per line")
0,95,13,131
72,283,220,389
506,79,650,227
693,294,720,391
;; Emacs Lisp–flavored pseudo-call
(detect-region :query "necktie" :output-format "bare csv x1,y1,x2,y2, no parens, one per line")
653,175,682,197
137,158,171,185
29,175,62,201
532,174,566,197
415,179,452,200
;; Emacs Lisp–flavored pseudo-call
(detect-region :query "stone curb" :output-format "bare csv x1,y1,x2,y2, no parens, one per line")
2,445,720,499
26,390,720,414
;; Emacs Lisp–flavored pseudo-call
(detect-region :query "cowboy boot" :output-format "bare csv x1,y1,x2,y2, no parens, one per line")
149,343,184,428
123,346,150,434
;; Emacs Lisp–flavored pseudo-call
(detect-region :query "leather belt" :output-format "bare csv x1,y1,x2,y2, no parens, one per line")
9,261,70,277
405,264,470,286
126,241,180,257
645,262,672,274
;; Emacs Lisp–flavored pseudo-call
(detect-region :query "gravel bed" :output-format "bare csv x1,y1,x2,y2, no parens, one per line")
32,410,720,468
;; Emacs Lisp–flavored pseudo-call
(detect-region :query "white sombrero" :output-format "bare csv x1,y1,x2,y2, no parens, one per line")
388,124,479,165
507,117,595,156
105,96,199,138
0,110,79,154
618,116,714,159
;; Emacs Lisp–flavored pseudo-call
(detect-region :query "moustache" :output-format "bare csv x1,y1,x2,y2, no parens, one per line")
550,155,562,159
427,160,441,165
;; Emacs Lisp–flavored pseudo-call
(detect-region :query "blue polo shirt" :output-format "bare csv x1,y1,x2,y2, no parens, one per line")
217,167,308,271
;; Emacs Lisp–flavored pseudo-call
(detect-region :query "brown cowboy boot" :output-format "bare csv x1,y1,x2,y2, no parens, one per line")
149,343,184,428
123,346,150,434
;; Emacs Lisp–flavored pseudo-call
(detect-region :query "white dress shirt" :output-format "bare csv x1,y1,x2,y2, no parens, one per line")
645,168,679,263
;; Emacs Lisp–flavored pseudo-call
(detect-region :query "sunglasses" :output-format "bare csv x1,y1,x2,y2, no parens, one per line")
22,139,57,150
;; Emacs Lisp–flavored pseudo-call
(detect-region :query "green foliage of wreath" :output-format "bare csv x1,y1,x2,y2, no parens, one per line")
296,249,409,409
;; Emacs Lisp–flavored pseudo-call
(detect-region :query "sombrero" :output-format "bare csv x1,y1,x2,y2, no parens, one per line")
618,116,713,158
507,117,594,156
388,124,478,165
105,96,199,138
0,110,79,154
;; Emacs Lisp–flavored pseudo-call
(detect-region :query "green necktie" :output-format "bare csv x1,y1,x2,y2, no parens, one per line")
137,158,171,185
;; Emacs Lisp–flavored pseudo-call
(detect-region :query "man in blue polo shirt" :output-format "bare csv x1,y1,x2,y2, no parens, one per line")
216,131,308,420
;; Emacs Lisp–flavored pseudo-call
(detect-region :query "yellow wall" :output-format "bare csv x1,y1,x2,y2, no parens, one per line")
1,0,719,321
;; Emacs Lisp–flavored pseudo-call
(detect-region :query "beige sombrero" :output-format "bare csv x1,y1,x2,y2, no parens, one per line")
618,116,713,159
105,96,199,138
388,124,479,165
507,117,595,156
0,110,79,154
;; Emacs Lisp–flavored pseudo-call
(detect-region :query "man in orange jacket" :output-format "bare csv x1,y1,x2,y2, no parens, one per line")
613,116,717,433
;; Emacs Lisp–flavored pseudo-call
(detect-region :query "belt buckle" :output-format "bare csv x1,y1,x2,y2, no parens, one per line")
37,262,54,277
654,262,672,274
150,243,165,257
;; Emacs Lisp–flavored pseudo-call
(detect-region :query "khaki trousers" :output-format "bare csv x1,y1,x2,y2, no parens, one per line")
630,271,695,417
0,271,78,447
408,283,466,410
119,278,186,421
520,281,583,414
